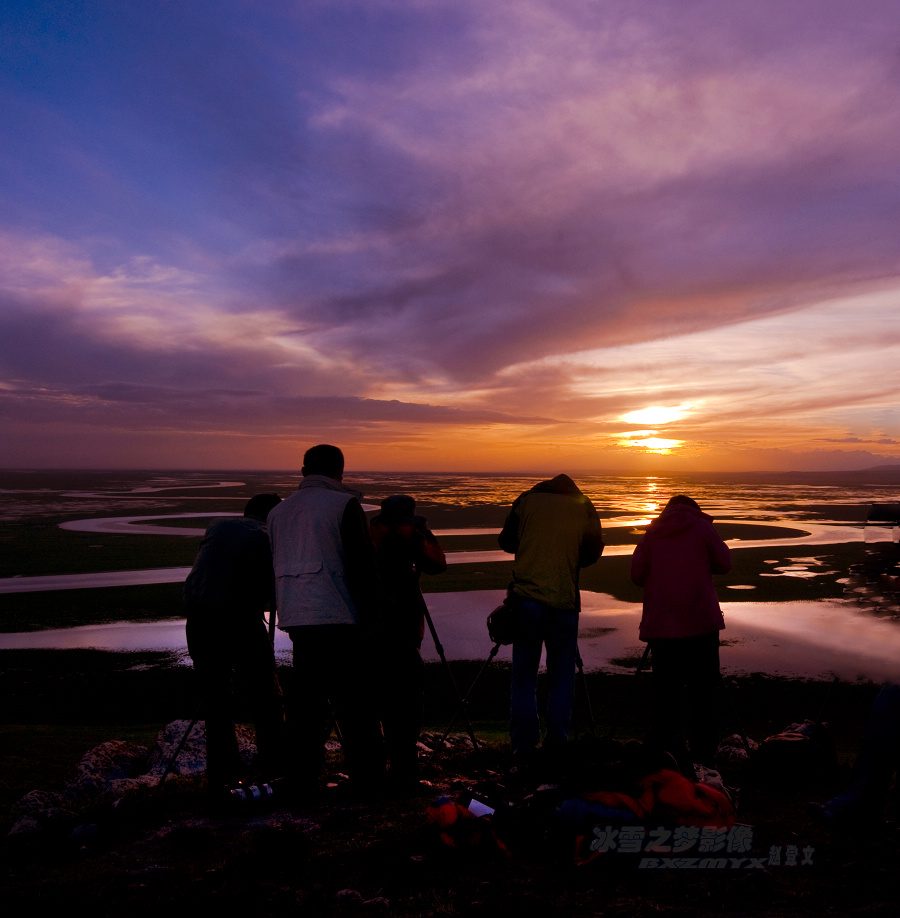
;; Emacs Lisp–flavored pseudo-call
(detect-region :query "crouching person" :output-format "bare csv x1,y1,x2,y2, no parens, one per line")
183,493,286,794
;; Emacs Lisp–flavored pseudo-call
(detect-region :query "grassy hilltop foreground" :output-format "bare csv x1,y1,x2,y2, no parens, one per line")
2,472,898,914
2,650,897,918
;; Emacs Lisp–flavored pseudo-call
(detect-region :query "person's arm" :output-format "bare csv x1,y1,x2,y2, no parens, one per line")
631,538,649,586
257,535,277,611
416,521,448,575
708,527,732,575
498,501,521,554
340,498,382,624
579,501,605,568
238,524,278,617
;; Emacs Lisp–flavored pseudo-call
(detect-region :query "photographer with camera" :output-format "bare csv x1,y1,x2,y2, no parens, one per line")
499,474,604,775
371,494,447,792
183,493,285,795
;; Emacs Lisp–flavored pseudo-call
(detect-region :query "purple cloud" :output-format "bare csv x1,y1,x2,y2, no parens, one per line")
3,1,900,468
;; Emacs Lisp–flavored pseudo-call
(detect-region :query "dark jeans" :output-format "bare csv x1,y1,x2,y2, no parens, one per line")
648,631,720,771
186,614,285,787
286,625,386,788
510,598,579,754
379,642,425,783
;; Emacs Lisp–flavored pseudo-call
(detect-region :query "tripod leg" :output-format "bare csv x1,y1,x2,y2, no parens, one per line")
719,671,753,756
606,644,650,741
440,643,501,745
574,642,596,737
154,709,201,792
423,606,480,748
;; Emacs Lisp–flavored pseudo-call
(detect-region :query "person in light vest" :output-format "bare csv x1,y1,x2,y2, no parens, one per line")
268,444,385,795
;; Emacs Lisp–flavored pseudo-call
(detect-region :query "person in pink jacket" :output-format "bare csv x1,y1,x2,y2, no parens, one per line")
631,494,731,773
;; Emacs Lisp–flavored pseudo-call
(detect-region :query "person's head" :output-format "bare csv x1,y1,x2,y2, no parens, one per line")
663,494,701,513
243,493,282,522
301,444,345,481
379,494,416,526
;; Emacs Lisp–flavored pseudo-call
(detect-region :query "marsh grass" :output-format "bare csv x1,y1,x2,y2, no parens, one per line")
0,585,186,633
0,524,199,579
0,651,891,918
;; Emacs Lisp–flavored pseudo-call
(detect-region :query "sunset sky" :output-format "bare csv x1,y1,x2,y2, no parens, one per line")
3,1,900,473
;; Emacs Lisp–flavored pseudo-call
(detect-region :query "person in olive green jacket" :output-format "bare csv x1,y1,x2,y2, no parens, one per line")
498,474,604,767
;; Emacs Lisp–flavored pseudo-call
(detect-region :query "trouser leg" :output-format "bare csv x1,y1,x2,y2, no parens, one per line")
199,663,242,786
286,628,335,786
648,638,689,771
649,633,720,772
510,599,547,754
544,609,579,747
380,644,424,782
187,620,242,787
235,621,286,778
326,627,386,786
684,632,720,767
288,625,386,788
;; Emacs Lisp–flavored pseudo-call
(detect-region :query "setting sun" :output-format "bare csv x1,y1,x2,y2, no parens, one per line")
621,406,691,425
626,437,684,453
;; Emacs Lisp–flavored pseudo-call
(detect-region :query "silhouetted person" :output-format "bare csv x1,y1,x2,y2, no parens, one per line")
370,494,447,790
499,474,604,770
183,493,285,792
816,681,900,828
631,494,731,773
268,444,385,794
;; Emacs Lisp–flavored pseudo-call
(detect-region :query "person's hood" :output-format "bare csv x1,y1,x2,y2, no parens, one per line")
645,502,713,539
531,473,584,497
298,474,363,501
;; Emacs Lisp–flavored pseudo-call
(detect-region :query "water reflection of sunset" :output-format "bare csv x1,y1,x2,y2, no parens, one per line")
5,470,898,681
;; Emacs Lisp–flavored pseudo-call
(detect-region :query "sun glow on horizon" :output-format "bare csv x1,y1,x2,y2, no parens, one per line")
615,405,692,454
621,405,692,425
627,437,684,453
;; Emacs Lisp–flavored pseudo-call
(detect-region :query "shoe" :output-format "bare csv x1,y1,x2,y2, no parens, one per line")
509,747,537,783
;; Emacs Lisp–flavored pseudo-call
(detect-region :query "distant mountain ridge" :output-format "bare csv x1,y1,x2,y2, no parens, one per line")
729,466,900,484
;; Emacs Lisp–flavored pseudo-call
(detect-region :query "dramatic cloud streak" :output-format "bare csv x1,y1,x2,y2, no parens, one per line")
2,0,899,470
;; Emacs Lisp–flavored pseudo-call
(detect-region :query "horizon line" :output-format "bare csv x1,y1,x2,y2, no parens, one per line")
3,465,900,478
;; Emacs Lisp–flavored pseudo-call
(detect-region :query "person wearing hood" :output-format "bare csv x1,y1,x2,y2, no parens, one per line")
499,474,604,771
268,444,386,794
631,494,731,773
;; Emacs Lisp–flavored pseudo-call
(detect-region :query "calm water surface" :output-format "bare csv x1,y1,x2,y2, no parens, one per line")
2,469,899,678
